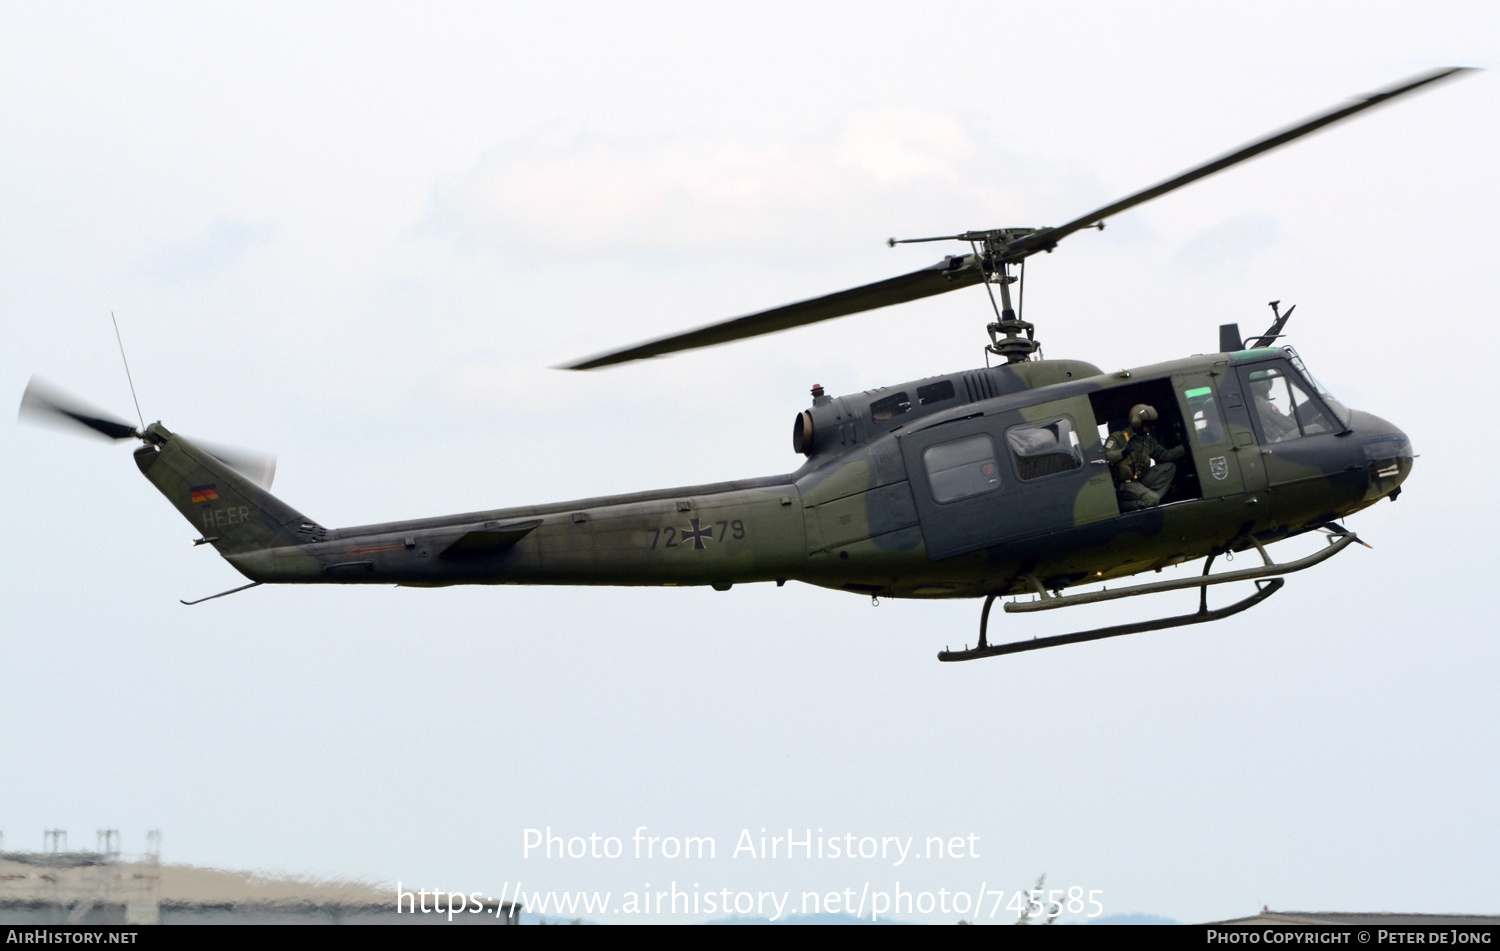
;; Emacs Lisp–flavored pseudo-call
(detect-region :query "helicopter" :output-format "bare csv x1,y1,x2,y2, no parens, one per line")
19,68,1466,662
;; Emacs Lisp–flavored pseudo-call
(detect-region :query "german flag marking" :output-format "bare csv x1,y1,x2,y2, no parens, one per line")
190,484,219,504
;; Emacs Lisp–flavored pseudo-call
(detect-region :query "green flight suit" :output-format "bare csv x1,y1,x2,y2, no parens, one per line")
1105,428,1186,511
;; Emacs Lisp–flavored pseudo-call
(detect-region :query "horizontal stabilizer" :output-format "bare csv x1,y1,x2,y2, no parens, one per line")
441,519,542,558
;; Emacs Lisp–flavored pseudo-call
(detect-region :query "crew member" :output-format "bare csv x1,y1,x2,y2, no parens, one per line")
1249,374,1300,443
1105,404,1186,512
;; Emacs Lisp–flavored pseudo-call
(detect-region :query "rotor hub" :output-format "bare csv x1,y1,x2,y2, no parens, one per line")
986,318,1039,364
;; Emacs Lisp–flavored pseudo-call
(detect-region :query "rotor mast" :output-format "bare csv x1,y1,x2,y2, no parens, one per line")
891,226,1093,364
977,235,1037,365
984,259,1035,365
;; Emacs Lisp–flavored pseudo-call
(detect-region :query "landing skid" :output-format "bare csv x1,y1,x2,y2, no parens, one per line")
938,531,1359,662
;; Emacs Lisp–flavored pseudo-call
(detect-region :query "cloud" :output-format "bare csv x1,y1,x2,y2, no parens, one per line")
139,217,277,282
1173,215,1282,271
420,112,1096,263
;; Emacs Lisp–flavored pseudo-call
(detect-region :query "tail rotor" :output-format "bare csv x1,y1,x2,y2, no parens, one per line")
19,376,141,441
18,376,277,488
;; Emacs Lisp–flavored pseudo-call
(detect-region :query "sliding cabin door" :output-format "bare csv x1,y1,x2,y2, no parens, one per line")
900,395,1117,561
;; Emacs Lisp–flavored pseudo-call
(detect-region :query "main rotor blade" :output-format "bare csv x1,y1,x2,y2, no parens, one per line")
1003,67,1473,259
564,68,1470,370
563,256,985,369
18,376,139,441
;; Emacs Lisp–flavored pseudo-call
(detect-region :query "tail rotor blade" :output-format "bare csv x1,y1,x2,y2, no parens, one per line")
194,439,278,489
18,376,139,441
20,377,277,488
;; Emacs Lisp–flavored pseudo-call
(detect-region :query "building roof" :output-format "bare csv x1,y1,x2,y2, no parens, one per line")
1213,910,1500,927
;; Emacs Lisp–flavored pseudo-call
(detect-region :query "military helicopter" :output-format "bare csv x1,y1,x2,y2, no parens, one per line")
20,68,1466,661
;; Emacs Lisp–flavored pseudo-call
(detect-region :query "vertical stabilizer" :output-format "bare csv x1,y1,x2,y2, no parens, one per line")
132,423,324,555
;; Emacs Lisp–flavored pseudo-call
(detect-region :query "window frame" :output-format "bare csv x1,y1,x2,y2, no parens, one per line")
1003,416,1085,482
921,433,1002,504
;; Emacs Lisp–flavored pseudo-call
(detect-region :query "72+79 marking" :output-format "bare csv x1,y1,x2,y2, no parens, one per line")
648,517,745,551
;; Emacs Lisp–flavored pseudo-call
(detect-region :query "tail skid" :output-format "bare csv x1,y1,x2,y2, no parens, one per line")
180,581,263,606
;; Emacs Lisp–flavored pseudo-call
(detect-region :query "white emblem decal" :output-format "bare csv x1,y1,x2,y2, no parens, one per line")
1209,456,1230,481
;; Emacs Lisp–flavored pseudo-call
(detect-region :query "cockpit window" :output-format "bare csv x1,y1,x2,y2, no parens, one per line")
1286,351,1351,427
1289,379,1336,435
1247,369,1302,443
1248,367,1340,442
870,392,911,422
924,434,1000,503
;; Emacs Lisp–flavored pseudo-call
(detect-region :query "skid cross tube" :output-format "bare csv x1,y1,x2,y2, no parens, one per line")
1004,532,1356,614
937,532,1360,662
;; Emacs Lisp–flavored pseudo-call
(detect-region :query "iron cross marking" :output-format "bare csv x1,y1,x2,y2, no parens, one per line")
681,517,714,550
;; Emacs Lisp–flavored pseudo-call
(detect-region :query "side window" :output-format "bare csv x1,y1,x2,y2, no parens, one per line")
917,380,955,406
1246,368,1301,444
870,392,911,422
923,434,1000,503
1183,385,1226,445
1289,380,1335,435
1006,418,1083,480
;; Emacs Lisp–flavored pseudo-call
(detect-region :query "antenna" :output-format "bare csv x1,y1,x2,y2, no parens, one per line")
111,312,146,431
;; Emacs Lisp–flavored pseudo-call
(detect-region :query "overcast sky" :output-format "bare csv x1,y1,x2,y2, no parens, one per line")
2,2,1496,924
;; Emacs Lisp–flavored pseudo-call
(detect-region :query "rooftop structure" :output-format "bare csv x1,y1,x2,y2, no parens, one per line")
0,832,516,925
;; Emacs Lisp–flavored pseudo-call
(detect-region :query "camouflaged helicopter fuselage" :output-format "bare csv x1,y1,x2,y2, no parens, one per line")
138,348,1411,600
